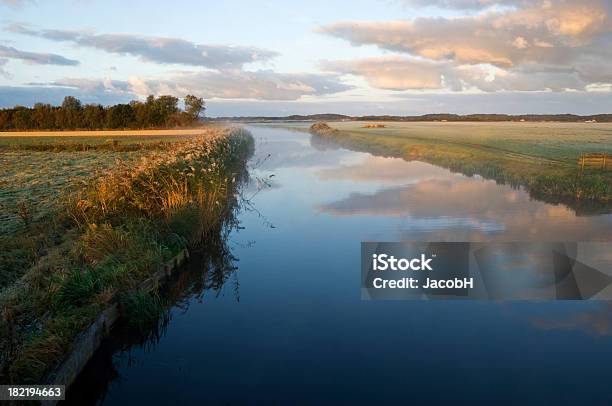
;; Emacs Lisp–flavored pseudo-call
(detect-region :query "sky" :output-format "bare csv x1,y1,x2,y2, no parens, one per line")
0,0,611,116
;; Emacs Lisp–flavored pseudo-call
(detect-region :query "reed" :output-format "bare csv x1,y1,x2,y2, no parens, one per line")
0,127,253,384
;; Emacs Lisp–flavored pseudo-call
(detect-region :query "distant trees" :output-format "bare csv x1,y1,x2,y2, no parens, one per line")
61,96,82,111
0,94,206,131
184,95,205,122
82,104,105,129
106,104,136,128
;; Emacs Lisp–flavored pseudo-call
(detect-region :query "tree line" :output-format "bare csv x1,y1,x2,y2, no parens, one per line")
0,94,205,131
218,113,612,123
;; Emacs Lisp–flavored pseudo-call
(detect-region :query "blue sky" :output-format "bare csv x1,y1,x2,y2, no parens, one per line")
1,0,611,116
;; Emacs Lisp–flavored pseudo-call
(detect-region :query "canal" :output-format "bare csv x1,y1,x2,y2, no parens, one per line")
68,124,612,405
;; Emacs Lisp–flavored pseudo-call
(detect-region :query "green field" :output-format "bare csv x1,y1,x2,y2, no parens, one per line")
326,121,612,160
307,121,612,213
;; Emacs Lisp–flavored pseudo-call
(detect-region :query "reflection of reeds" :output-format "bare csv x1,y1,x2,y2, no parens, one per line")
65,222,244,403
0,127,253,384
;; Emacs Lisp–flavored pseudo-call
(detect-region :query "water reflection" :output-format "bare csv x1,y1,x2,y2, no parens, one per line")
66,241,241,405
251,133,350,171
317,157,612,241
532,302,612,336
66,125,612,404
318,156,450,185
304,125,612,215
65,138,251,405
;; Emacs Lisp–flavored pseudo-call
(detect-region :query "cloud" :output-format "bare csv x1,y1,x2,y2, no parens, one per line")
320,56,447,90
0,85,134,107
0,44,79,65
319,1,611,67
453,63,589,91
9,24,277,69
398,0,529,10
0,58,10,78
5,24,343,100
131,70,351,100
39,77,132,93
320,56,595,92
0,0,32,7
32,69,350,102
317,0,612,93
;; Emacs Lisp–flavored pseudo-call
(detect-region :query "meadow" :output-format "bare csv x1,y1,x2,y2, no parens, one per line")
308,121,612,212
0,130,211,236
0,127,253,384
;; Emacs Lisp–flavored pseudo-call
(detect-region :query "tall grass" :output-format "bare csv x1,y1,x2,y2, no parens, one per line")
118,290,165,329
0,127,253,384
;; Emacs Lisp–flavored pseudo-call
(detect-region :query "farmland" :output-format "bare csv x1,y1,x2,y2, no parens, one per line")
0,127,253,384
0,130,210,236
307,121,612,212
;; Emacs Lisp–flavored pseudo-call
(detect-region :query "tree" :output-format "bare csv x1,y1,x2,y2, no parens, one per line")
0,94,208,130
12,106,33,129
106,104,135,129
153,95,179,127
61,96,83,129
0,110,10,130
184,94,205,123
32,103,54,129
61,96,82,111
130,100,149,128
82,104,105,129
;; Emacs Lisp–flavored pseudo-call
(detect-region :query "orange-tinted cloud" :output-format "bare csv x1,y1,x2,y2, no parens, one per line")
320,56,446,90
317,170,612,241
318,0,612,92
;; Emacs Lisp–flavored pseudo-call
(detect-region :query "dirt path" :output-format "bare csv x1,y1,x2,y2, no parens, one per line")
0,128,220,137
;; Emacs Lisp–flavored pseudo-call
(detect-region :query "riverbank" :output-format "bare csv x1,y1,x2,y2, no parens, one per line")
61,124,612,404
309,121,612,213
0,127,253,385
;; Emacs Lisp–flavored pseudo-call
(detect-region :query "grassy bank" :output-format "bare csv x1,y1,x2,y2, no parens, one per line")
0,127,253,384
309,122,612,214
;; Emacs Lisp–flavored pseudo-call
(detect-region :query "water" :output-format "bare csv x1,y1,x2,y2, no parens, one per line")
68,125,612,405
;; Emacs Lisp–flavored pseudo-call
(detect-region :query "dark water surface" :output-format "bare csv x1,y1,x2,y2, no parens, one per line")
68,125,612,405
